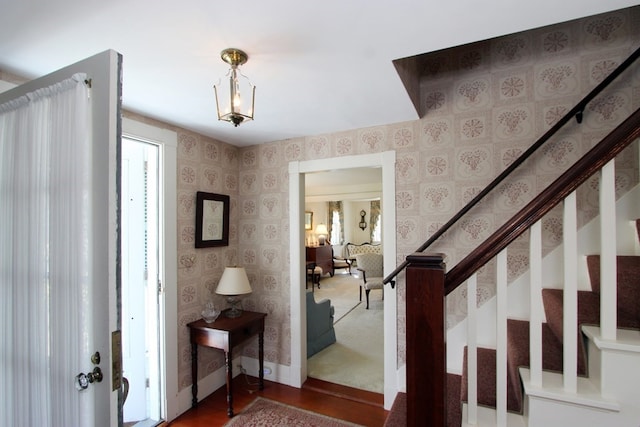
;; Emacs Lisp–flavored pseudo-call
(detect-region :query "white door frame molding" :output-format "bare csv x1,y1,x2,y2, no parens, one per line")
288,151,397,409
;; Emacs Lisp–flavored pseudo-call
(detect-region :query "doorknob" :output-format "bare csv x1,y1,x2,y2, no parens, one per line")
75,367,103,390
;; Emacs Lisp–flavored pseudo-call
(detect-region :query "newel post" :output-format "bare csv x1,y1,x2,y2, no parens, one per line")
405,253,446,426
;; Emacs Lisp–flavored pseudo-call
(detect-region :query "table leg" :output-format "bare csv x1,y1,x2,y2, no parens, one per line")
259,331,264,390
225,349,234,417
191,343,198,408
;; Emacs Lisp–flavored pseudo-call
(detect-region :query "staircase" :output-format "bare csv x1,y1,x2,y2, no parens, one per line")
387,45,640,426
453,209,640,426
393,109,640,426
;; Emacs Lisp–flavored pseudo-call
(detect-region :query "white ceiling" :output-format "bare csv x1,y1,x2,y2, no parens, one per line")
0,1,635,147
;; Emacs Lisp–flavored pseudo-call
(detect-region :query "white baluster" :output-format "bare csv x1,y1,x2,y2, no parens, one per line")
496,250,508,427
600,160,617,340
563,191,578,393
529,221,543,387
467,274,478,425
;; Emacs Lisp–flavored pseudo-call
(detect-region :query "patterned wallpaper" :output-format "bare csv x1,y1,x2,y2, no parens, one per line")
136,7,640,390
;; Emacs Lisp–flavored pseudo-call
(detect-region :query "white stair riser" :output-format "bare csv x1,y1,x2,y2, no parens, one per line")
585,327,640,403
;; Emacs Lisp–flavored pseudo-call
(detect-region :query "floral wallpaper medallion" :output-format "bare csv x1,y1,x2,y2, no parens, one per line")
535,60,579,98
306,136,330,159
455,145,493,179
494,104,534,140
421,118,453,146
454,77,490,111
541,30,571,55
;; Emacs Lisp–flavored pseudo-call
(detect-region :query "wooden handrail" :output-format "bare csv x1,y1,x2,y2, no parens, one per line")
444,107,640,293
383,45,640,286
402,109,640,427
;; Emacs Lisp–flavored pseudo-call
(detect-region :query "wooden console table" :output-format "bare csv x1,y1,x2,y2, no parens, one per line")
306,245,334,277
187,310,267,417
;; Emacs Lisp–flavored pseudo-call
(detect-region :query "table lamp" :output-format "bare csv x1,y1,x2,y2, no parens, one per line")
215,266,252,318
315,223,328,245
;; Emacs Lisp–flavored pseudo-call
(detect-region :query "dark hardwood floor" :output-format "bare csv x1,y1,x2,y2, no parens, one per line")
166,375,388,426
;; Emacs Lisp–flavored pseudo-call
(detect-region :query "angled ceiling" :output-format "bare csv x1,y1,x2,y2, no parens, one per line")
0,1,635,147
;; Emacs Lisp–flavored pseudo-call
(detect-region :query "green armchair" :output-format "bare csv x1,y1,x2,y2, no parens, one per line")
306,291,336,358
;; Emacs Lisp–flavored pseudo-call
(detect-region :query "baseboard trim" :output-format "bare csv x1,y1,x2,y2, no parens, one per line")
173,357,292,420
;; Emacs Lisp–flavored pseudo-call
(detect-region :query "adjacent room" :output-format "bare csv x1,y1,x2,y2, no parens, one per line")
303,167,384,394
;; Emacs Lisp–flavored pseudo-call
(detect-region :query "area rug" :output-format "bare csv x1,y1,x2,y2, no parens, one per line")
223,397,363,426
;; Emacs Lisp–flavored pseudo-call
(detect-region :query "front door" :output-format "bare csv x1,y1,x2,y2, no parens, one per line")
0,50,122,425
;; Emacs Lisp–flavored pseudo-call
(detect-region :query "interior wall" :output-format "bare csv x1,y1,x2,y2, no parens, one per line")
3,5,638,402
304,200,378,245
237,7,640,371
343,201,372,244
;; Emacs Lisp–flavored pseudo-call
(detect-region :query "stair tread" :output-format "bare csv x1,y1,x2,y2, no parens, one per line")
520,367,620,412
582,325,640,353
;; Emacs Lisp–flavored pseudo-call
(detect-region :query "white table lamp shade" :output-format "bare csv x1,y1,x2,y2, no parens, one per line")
315,223,328,236
216,266,252,296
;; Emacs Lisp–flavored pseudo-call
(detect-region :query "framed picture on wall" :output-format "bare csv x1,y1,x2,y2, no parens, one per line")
195,191,230,248
304,211,313,230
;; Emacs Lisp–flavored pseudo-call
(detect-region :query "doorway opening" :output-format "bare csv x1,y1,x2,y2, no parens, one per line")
304,168,383,392
121,137,163,426
289,151,397,409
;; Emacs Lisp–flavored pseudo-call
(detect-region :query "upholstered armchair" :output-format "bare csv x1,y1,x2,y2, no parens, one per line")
355,253,384,309
331,245,352,275
306,291,336,357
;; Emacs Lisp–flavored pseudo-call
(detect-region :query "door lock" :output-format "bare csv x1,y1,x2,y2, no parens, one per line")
75,367,103,390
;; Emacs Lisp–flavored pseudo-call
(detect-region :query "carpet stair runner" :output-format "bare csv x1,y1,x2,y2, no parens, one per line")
450,220,640,424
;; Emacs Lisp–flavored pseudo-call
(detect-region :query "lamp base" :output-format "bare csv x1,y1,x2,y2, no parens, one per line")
224,295,243,318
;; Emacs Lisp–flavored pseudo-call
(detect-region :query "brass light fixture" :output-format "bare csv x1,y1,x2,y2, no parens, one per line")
214,48,256,127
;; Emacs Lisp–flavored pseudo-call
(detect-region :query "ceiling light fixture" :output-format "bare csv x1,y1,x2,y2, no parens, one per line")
214,48,255,127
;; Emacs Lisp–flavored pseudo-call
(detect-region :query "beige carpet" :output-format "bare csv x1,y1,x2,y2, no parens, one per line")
308,272,384,393
310,271,362,323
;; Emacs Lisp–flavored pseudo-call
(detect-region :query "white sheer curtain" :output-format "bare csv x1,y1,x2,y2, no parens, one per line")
0,74,93,427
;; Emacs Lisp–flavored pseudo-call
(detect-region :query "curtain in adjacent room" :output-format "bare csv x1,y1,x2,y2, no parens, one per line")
327,201,344,244
0,74,92,427
369,200,380,242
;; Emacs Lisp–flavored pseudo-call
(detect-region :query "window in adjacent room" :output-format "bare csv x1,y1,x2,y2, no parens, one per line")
328,201,343,244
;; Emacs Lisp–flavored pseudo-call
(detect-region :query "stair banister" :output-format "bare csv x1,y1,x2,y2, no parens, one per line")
444,106,640,293
383,45,640,287
405,253,446,426
404,110,640,426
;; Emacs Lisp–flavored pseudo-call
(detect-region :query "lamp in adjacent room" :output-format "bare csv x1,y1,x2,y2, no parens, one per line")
315,223,328,246
213,48,256,127
215,266,252,318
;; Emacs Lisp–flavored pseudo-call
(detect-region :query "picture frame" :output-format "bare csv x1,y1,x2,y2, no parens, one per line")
195,191,230,248
304,211,313,230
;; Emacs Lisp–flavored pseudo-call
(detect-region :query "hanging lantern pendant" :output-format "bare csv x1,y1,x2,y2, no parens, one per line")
214,48,255,127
